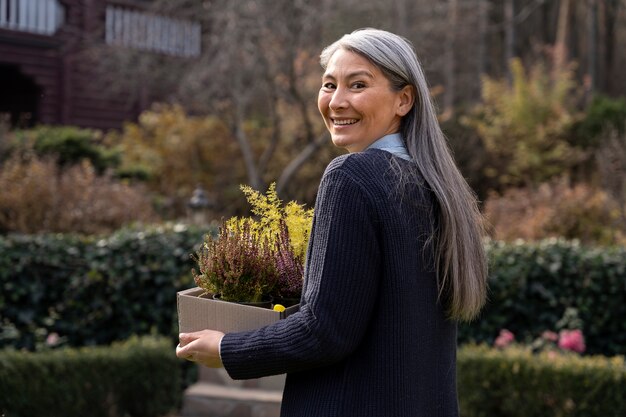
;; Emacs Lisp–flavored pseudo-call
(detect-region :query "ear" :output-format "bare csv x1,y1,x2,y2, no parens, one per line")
395,85,415,117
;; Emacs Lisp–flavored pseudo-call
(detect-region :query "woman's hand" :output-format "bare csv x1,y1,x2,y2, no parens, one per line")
176,330,225,368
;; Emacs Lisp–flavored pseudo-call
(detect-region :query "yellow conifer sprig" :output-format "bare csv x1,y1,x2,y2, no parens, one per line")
227,183,313,262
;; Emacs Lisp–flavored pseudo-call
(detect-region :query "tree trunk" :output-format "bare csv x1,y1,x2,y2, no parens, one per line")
477,0,489,78
394,0,409,36
504,0,515,84
554,0,571,73
443,0,458,118
586,0,598,100
257,53,281,176
602,0,619,92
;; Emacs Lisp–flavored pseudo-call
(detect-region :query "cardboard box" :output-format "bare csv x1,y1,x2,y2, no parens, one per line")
177,287,300,333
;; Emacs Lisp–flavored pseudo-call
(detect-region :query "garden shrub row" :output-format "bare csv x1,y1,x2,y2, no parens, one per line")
0,336,181,417
0,223,211,350
458,345,626,417
459,239,626,356
1,227,624,356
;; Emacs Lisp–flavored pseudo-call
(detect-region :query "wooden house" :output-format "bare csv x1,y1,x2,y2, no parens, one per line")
0,0,201,130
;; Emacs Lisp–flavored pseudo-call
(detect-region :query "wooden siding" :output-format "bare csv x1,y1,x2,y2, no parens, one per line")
0,0,180,130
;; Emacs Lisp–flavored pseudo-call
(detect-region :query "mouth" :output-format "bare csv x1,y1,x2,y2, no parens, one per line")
332,118,359,126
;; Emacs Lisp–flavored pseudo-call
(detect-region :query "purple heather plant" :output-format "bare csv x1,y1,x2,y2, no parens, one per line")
273,220,304,300
192,218,278,303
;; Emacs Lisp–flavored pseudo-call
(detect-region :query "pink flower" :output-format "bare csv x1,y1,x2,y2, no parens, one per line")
46,332,60,346
494,329,515,348
541,331,559,342
558,329,586,353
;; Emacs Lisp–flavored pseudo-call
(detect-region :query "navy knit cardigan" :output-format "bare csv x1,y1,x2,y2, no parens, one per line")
221,149,459,417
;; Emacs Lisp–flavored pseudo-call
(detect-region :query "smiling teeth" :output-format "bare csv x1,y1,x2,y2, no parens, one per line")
334,119,357,125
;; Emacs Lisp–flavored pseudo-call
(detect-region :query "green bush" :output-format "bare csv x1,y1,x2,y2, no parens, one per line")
10,125,120,173
459,239,626,356
0,336,181,417
571,95,626,148
0,223,212,350
458,345,626,417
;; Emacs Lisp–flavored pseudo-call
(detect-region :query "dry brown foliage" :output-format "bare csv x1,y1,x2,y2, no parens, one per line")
484,179,625,245
0,153,158,234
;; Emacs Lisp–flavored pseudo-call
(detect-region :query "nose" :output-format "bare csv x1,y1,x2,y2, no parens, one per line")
328,87,348,111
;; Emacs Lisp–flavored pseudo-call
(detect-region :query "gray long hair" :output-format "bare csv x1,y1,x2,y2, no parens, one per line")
320,28,487,321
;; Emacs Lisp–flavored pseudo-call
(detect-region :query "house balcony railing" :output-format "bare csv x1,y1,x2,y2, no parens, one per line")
0,0,64,36
105,5,201,57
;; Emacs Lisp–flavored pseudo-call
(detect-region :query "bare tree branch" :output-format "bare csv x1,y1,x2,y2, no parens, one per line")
277,132,329,196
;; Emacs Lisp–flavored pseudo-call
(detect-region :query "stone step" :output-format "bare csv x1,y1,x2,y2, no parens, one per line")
180,382,283,417
199,367,286,391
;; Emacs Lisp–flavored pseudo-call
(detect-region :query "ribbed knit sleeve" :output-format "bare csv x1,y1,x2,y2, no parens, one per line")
220,161,381,380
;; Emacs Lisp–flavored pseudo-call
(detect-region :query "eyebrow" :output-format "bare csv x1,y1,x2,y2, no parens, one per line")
322,70,375,80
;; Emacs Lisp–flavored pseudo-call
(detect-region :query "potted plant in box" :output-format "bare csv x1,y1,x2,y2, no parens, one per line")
189,183,312,307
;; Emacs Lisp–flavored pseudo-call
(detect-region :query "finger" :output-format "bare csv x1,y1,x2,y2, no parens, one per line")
176,343,192,359
180,330,207,341
179,332,198,346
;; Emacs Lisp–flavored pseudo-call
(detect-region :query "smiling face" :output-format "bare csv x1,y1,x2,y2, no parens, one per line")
318,49,414,153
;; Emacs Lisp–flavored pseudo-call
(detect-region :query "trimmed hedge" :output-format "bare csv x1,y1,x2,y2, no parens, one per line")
459,239,626,356
0,223,211,350
0,336,181,417
3,338,621,417
458,345,626,417
1,229,624,357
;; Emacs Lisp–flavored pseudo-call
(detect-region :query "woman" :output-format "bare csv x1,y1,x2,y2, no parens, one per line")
177,28,488,417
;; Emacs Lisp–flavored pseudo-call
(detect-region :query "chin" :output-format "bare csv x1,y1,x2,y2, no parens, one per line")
331,137,353,151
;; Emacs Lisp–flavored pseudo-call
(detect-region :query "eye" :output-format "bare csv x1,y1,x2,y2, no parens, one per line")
351,81,366,89
322,82,336,90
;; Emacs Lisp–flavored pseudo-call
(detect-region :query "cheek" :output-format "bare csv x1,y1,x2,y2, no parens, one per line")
317,92,328,115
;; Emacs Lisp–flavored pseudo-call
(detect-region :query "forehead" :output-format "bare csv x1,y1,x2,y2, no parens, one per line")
323,49,382,78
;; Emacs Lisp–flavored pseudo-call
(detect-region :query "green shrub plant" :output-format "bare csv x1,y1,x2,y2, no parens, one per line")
0,336,180,417
459,239,626,356
0,223,210,350
458,344,625,417
9,125,119,173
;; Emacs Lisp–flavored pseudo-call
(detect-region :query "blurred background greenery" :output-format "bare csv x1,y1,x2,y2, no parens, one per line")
1,0,625,244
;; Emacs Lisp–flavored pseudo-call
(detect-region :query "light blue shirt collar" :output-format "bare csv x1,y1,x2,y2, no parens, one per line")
366,133,411,161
